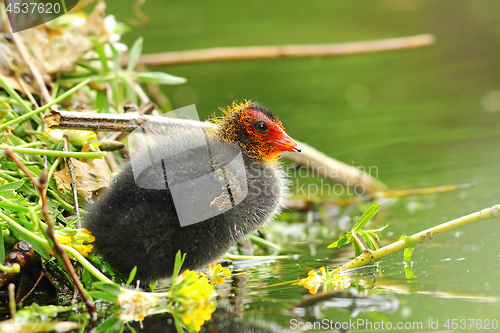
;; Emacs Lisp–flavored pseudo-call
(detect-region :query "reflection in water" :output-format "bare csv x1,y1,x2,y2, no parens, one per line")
293,288,399,319
125,310,295,333
124,267,295,332
361,275,500,303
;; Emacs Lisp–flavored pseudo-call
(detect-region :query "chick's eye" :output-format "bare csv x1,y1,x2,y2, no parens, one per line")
255,121,268,133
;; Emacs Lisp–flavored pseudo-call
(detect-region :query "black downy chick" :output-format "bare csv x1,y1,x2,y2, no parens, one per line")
84,101,300,283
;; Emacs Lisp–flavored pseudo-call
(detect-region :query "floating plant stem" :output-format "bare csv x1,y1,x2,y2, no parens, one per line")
338,204,500,272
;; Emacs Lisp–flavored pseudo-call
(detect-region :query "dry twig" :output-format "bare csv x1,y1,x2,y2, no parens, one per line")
10,33,51,103
123,34,435,67
44,109,387,192
282,142,387,193
63,136,81,221
44,109,207,132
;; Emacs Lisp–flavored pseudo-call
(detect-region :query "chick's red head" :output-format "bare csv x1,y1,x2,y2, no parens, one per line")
216,101,301,162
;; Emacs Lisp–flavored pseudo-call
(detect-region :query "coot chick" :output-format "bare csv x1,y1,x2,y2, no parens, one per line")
84,101,300,283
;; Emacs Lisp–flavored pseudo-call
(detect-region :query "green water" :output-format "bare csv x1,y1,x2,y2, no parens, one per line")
108,0,500,331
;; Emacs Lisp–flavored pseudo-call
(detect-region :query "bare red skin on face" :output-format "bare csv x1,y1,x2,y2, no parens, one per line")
240,109,299,160
213,101,300,162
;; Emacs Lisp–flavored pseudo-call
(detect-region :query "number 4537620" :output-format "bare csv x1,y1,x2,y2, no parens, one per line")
444,319,498,330
6,2,61,14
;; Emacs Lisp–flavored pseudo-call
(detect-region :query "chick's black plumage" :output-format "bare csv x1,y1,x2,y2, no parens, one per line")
84,102,298,283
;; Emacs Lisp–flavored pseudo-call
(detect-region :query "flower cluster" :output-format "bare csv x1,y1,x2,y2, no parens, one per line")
200,263,231,286
299,266,351,294
43,128,97,145
171,270,217,332
112,251,221,331
54,228,95,258
117,290,161,322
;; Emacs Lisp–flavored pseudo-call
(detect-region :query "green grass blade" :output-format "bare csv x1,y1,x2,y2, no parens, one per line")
0,224,4,264
88,291,118,303
0,202,30,213
136,72,187,85
0,79,90,131
327,233,350,249
127,37,143,72
126,266,137,286
358,229,378,251
0,180,25,193
91,39,110,75
170,250,186,291
110,43,121,76
5,217,51,259
0,146,106,159
93,282,122,297
352,203,381,231
0,73,33,113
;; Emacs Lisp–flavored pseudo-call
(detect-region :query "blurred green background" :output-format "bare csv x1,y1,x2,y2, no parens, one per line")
108,0,500,189
107,0,500,331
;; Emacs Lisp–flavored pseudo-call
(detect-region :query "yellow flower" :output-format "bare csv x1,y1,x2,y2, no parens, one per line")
330,268,351,291
54,231,73,247
117,290,160,322
43,129,97,145
72,228,95,257
53,228,95,258
299,267,326,295
299,266,351,294
179,274,214,303
171,269,217,332
200,263,231,286
180,300,216,332
74,228,96,243
73,243,93,257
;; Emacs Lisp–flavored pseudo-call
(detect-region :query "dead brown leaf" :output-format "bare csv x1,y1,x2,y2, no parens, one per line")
54,149,112,203
0,1,109,79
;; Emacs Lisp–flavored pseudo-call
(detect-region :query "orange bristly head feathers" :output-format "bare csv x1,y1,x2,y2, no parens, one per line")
212,101,301,162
